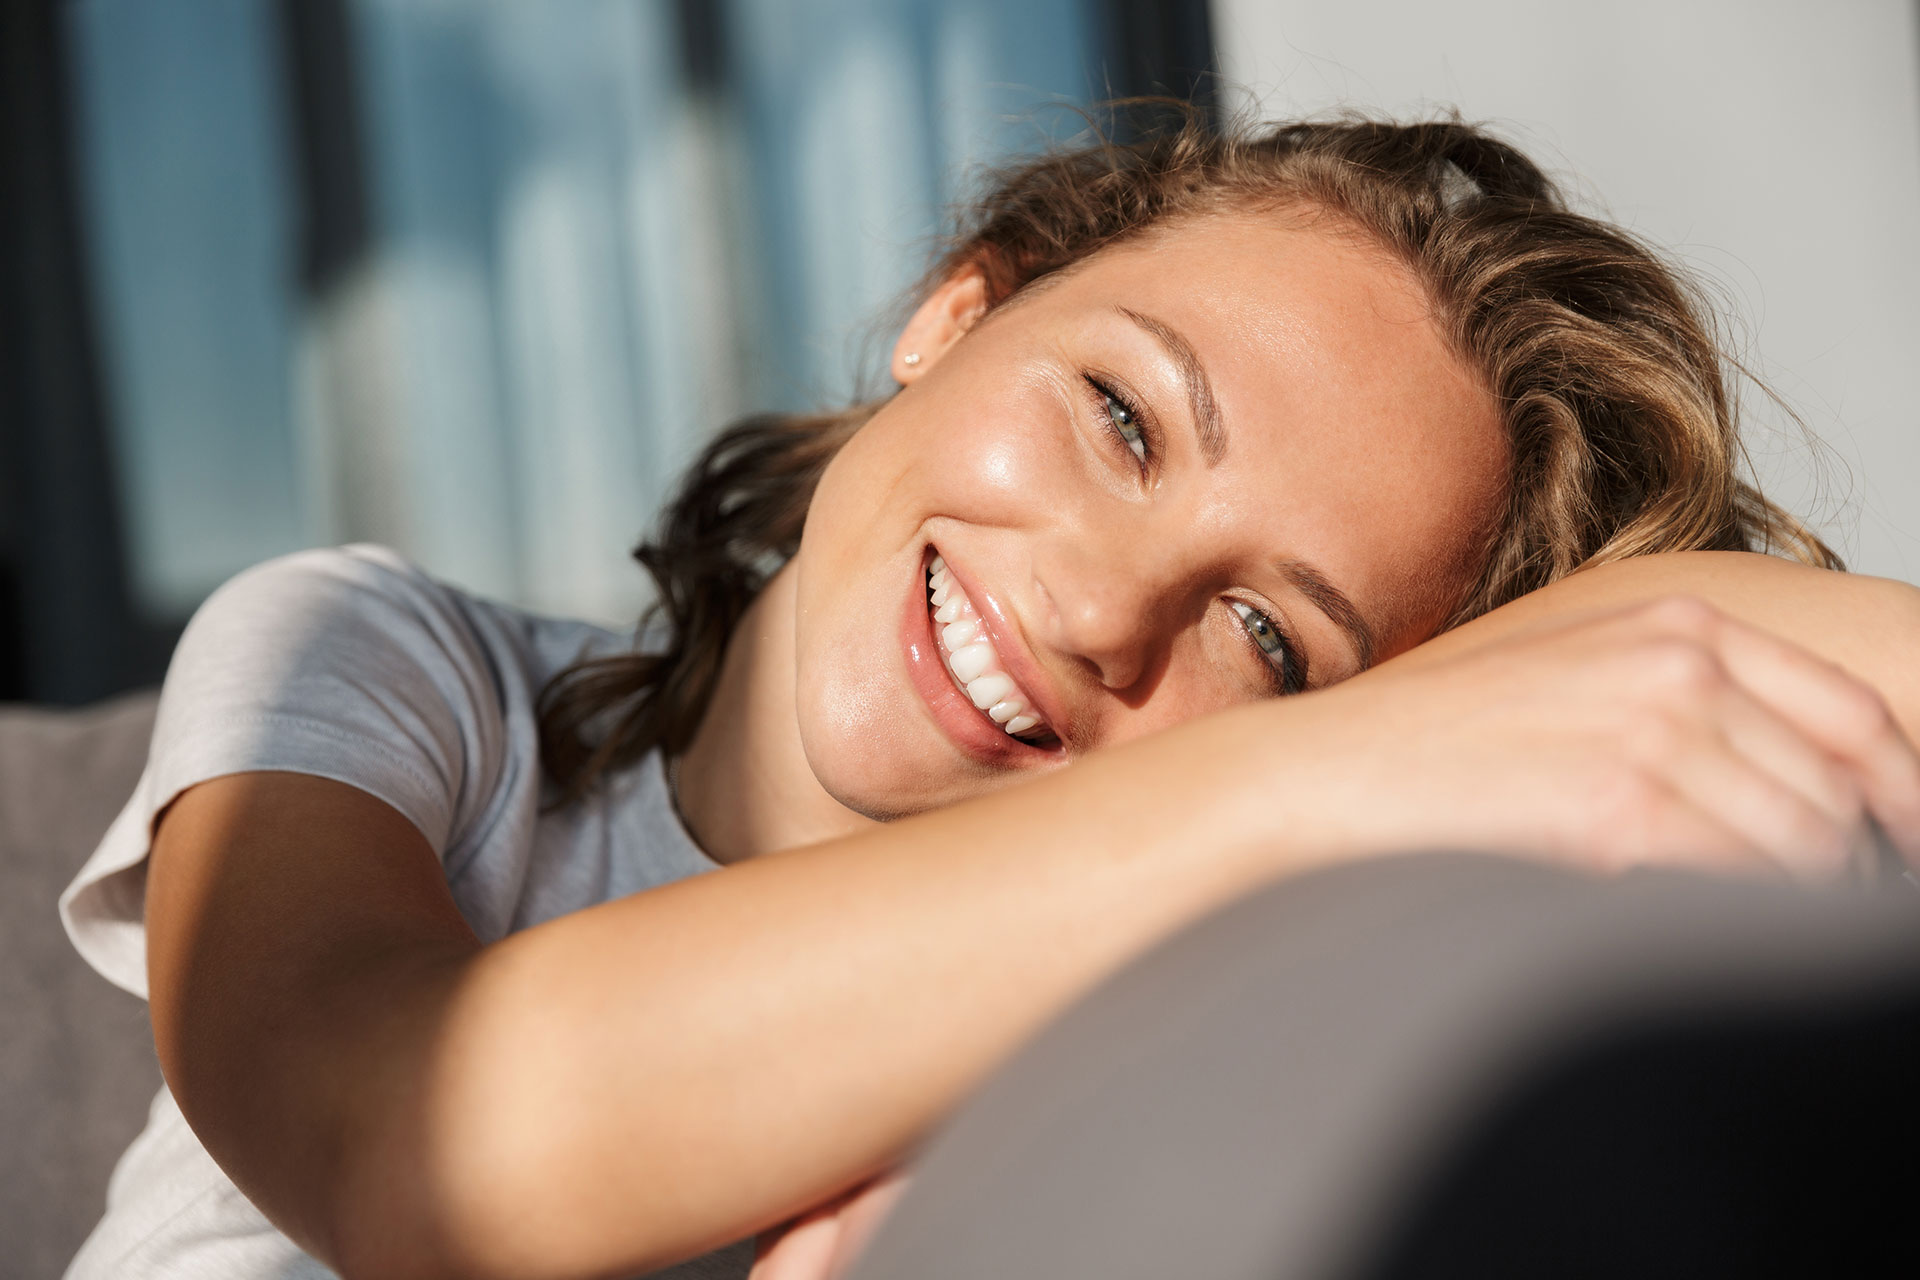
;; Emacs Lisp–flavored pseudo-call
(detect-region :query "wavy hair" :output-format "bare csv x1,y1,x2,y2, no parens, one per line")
537,105,1838,808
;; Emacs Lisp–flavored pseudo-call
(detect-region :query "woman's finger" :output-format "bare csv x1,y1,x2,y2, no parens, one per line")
1647,711,1861,882
750,1172,909,1280
826,1172,911,1277
1552,754,1776,879
1705,687,1873,876
751,1209,848,1280
1700,613,1920,867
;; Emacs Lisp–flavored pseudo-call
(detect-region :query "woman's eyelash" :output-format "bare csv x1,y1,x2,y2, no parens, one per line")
1084,375,1155,470
1079,374,1302,695
1230,600,1308,696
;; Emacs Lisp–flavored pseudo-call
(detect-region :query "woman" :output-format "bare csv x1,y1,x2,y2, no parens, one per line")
60,112,1920,1279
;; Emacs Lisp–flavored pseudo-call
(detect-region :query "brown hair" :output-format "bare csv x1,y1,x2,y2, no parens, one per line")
537,105,1838,808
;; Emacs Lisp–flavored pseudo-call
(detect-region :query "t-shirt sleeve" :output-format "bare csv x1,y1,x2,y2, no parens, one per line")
59,544,515,998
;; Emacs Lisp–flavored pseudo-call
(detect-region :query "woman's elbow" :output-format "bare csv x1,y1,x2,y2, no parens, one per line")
322,987,692,1280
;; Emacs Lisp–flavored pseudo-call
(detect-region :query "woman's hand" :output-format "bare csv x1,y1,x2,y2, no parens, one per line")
750,1171,911,1280
1283,593,1920,882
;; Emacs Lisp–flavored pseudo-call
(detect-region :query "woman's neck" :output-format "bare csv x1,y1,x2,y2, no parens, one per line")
674,562,879,864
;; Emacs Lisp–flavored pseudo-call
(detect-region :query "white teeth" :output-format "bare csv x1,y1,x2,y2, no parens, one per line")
966,673,1016,710
948,641,996,684
927,555,1052,743
941,619,980,650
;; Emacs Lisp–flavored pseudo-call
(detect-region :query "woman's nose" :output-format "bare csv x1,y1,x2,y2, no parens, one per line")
1033,543,1185,693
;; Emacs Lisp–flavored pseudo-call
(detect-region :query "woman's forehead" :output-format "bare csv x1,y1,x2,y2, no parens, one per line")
1081,211,1437,341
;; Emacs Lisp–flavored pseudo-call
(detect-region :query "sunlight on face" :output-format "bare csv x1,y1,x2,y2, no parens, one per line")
790,208,1508,819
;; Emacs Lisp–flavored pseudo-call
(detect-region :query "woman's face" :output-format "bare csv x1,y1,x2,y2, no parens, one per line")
791,210,1507,819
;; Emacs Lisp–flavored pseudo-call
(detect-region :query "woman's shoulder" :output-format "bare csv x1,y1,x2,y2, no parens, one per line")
147,544,628,843
195,543,640,684
59,548,652,998
208,541,432,599
188,542,469,655
201,542,508,634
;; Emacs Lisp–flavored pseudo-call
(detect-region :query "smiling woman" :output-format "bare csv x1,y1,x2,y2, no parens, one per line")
545,111,1838,853
772,212,1507,825
59,109,1920,1280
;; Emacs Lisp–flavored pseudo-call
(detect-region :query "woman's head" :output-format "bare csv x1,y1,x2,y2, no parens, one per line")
793,208,1505,814
539,107,1836,814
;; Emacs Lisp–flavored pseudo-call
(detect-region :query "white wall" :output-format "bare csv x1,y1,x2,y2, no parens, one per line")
1211,0,1920,583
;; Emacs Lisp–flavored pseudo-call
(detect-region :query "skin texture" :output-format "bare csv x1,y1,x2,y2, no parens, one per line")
140,209,1920,1280
677,211,1508,861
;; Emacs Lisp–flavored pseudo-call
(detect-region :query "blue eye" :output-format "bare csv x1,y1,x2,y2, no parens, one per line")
1105,393,1148,464
1229,601,1303,694
1230,600,1284,657
1086,377,1149,468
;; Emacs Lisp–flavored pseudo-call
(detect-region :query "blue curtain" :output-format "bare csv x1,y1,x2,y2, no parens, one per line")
68,0,1103,624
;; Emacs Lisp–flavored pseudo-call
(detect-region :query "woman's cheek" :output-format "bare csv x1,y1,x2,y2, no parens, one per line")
968,433,1034,506
933,399,1079,523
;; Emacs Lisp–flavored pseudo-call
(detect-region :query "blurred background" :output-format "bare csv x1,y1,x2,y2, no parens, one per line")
3,0,1916,708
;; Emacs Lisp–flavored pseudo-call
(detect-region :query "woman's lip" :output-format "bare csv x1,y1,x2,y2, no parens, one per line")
900,549,1060,765
935,554,1069,750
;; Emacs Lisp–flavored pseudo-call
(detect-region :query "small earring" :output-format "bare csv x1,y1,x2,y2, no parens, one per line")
902,352,922,367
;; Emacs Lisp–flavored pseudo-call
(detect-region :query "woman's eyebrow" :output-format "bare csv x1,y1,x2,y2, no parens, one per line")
1112,306,1370,671
1116,306,1227,466
1278,559,1378,673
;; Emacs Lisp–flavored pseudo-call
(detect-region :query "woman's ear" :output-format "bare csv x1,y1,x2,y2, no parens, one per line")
891,265,991,384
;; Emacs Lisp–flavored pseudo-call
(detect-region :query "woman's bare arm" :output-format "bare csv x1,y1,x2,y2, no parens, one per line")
151,704,1311,1279
146,552,1920,1279
1398,551,1920,739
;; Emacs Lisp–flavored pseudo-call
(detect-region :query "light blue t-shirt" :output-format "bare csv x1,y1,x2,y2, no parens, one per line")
59,545,752,1279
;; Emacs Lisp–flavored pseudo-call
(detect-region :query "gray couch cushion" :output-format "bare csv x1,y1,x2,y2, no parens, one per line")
846,855,1920,1280
1,691,163,1278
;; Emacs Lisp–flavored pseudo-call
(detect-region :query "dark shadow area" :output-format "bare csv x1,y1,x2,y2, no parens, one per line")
1359,978,1920,1279
0,0,181,705
845,856,1920,1280
1098,0,1220,129
277,0,373,298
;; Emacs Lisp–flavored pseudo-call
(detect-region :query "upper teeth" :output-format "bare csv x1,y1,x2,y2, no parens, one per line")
928,555,1047,739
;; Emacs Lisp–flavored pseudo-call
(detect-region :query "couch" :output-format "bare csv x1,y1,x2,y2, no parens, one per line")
1,691,163,1277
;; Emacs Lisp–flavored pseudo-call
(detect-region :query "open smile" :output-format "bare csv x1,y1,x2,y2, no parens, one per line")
899,547,1063,763
925,555,1055,742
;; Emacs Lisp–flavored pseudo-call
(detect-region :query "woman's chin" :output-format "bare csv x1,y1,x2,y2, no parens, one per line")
804,740,955,823
797,715,986,824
